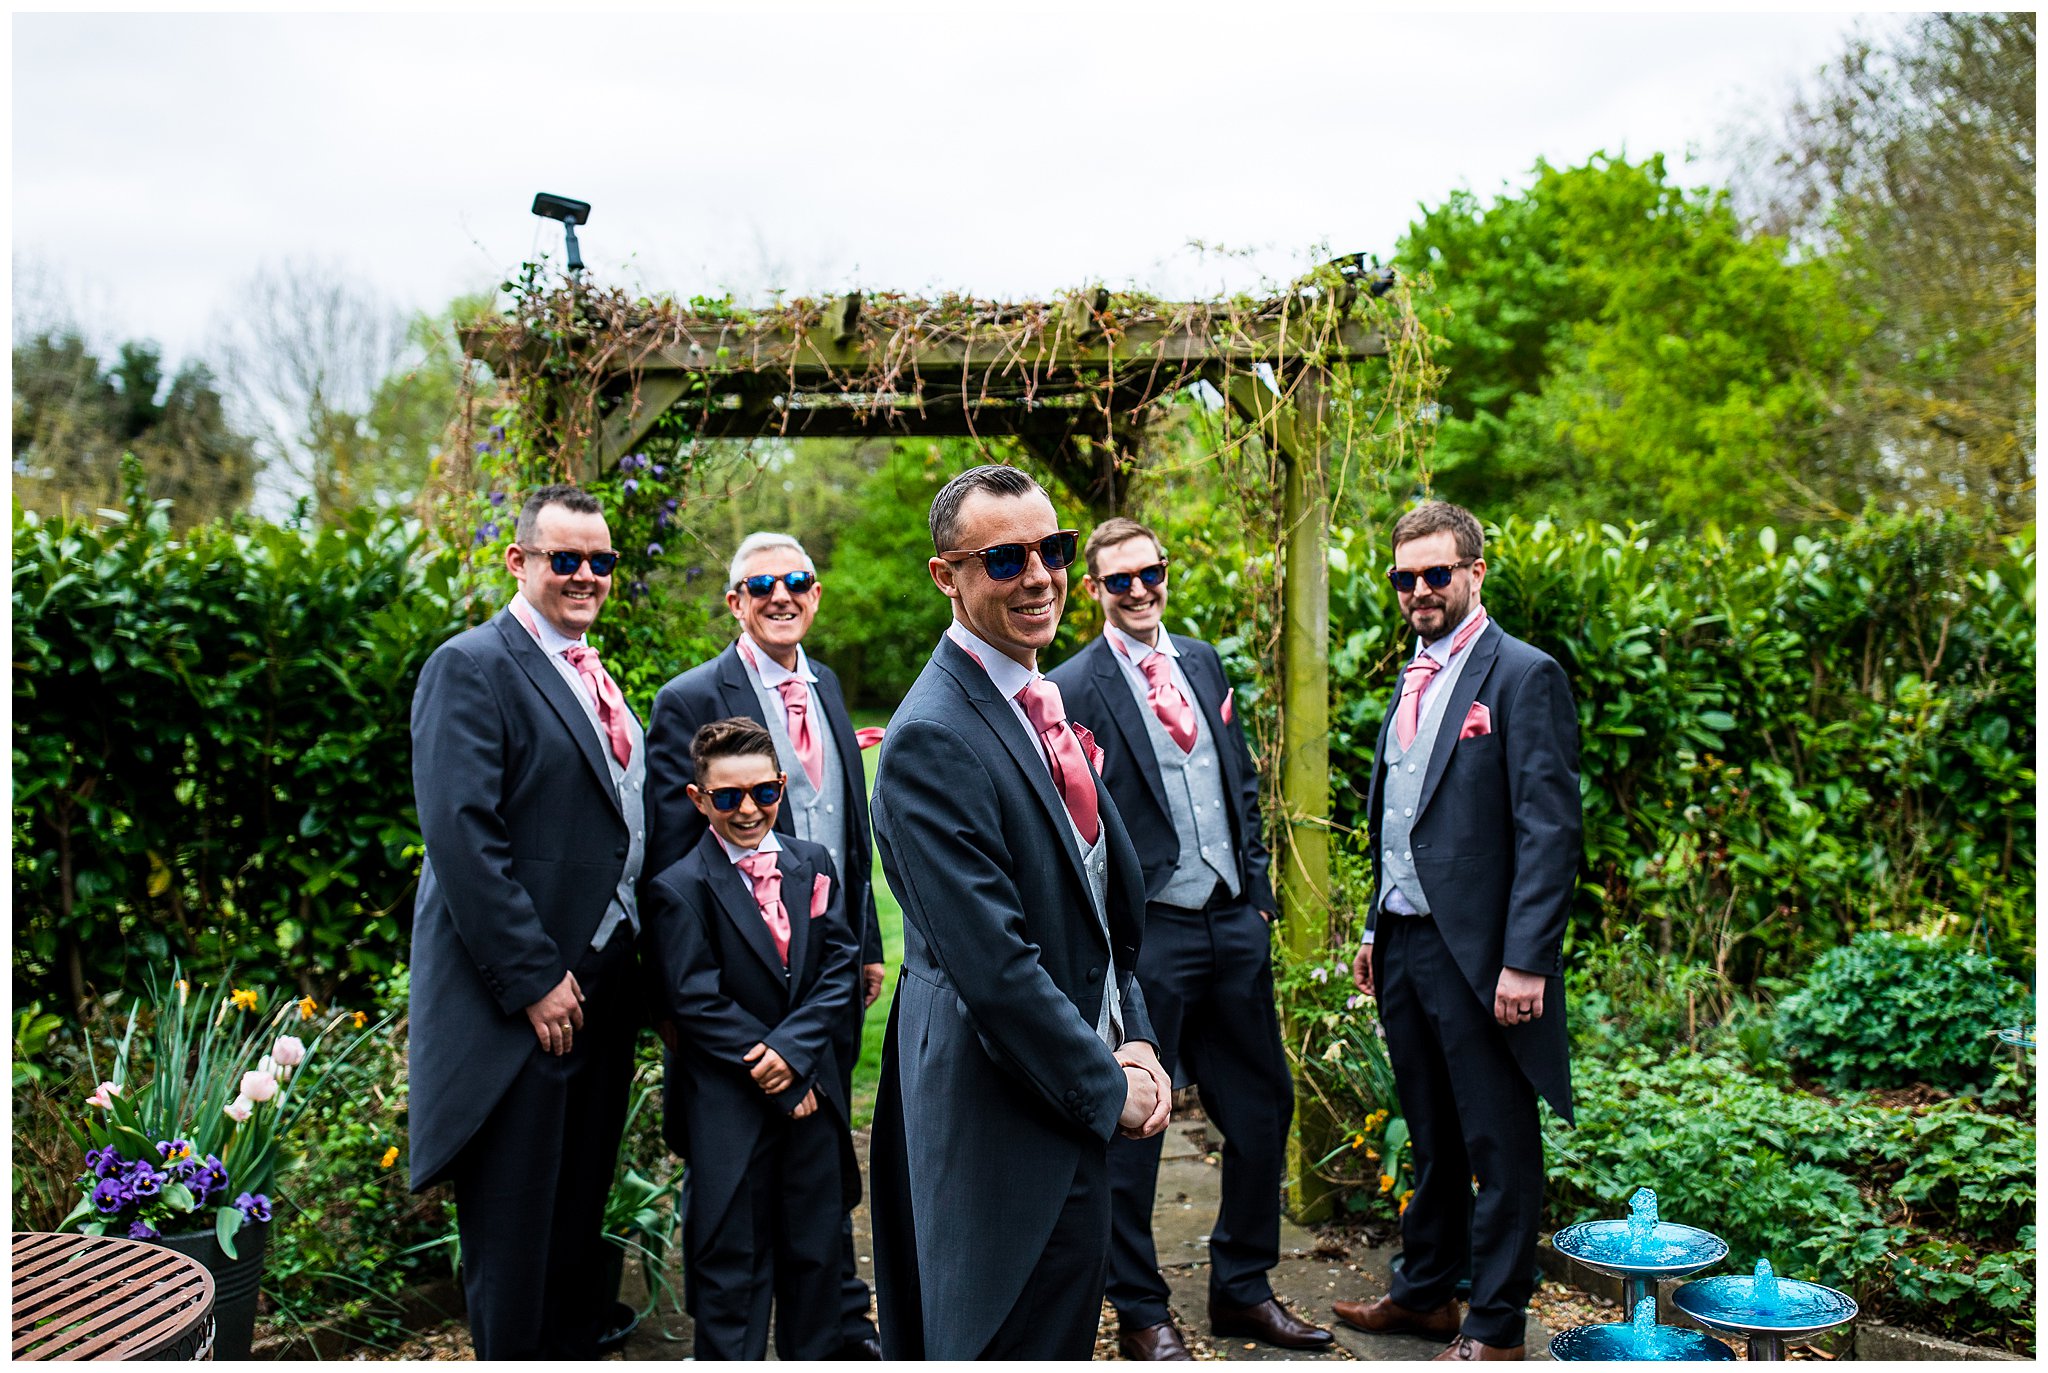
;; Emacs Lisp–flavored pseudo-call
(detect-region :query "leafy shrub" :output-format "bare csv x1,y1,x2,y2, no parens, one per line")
1550,1048,2035,1348
1776,931,2029,1090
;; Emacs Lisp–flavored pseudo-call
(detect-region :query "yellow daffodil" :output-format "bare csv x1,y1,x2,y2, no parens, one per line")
353,1011,368,1030
379,1146,399,1169
1379,1174,1395,1195
1398,1188,1414,1216
230,988,259,1012
297,996,319,1021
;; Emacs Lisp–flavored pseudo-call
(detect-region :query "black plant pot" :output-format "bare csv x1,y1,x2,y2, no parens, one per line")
152,1221,269,1359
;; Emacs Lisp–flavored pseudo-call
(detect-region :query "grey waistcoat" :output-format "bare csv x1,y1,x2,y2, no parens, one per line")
1080,828,1121,1047
1131,677,1242,909
1377,644,1474,917
573,682,645,949
748,671,851,885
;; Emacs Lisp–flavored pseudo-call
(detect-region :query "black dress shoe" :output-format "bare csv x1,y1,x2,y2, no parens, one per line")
835,1336,883,1359
1210,1296,1335,1351
1118,1321,1194,1361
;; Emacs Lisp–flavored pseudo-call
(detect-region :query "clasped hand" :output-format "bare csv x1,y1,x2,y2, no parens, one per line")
1115,1041,1173,1139
744,1043,820,1118
523,971,585,1056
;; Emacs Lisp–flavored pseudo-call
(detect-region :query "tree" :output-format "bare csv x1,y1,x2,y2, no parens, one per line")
12,332,256,527
214,263,478,520
1393,153,1853,530
1738,13,2035,526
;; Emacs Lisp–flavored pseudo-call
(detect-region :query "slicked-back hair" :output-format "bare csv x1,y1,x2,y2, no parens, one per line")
1083,516,1164,575
515,484,604,546
1391,501,1484,562
727,531,815,590
690,716,779,786
929,464,1042,552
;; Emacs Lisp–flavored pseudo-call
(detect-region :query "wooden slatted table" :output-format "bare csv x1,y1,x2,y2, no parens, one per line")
12,1231,215,1360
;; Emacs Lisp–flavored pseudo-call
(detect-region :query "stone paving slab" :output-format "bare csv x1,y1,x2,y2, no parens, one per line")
618,1117,1555,1361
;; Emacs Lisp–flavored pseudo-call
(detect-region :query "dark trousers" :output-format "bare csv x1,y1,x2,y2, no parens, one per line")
832,1000,877,1347
1107,893,1294,1327
684,1110,847,1360
1377,914,1543,1348
449,935,638,1360
982,1142,1112,1359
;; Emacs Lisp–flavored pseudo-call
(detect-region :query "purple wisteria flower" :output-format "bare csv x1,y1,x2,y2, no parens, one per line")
646,542,663,558
127,1220,159,1240
621,477,640,495
234,1192,272,1223
488,490,507,508
490,424,506,442
651,463,666,479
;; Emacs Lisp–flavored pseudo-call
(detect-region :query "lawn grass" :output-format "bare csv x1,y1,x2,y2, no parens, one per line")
849,708,900,1126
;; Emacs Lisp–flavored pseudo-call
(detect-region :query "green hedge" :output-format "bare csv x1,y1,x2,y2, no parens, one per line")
12,492,476,1004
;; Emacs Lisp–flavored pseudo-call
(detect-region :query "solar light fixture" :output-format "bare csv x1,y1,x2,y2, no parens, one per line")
531,192,591,274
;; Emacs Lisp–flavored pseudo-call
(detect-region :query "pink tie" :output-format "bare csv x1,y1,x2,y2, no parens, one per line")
1016,678,1102,846
1394,612,1489,750
1125,644,1197,753
776,679,825,790
737,850,791,966
561,644,634,767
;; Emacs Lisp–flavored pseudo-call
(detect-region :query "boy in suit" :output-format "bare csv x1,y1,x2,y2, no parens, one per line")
641,716,863,1361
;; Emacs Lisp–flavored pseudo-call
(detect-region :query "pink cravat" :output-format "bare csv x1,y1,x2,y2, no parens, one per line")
776,678,825,790
561,644,633,767
737,850,791,966
1016,678,1102,846
1118,640,1197,752
1394,611,1489,750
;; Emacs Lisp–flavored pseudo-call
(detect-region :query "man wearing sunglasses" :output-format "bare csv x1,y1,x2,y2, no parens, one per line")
644,530,884,1359
1048,518,1329,1360
868,464,1172,1360
407,484,647,1358
1331,502,1580,1363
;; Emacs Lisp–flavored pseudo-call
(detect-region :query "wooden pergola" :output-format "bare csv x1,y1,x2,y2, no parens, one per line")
467,260,1392,1216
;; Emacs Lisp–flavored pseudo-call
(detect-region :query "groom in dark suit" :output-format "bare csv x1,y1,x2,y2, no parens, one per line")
1333,501,1580,1363
407,484,645,1359
1049,517,1330,1359
644,530,884,1358
868,464,1174,1360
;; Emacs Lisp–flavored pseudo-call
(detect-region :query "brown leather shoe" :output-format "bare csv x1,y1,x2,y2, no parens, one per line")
1118,1321,1193,1361
1331,1293,1462,1339
1209,1297,1334,1351
1433,1333,1525,1361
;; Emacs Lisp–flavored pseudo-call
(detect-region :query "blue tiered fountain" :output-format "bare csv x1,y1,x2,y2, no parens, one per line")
1673,1259,1860,1360
1551,1188,1729,1317
1550,1296,1735,1361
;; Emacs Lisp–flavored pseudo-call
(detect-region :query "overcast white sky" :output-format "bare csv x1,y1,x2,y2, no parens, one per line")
13,7,1886,371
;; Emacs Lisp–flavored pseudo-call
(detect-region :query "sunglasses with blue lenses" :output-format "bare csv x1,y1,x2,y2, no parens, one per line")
1386,560,1474,593
1099,559,1169,594
737,570,819,598
939,530,1080,582
707,779,786,811
525,546,621,576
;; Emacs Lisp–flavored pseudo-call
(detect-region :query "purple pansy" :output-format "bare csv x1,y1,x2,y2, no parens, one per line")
91,1178,127,1213
127,1220,159,1240
234,1192,272,1223
126,1162,163,1197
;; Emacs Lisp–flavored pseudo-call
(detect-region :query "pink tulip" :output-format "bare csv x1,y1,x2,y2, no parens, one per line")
239,1069,279,1103
271,1035,306,1070
223,1096,253,1123
85,1081,121,1109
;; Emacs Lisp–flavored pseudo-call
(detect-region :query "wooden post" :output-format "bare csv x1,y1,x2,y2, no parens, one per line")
1277,376,1336,1224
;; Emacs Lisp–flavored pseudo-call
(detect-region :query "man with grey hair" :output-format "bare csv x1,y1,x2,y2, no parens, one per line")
646,529,885,1359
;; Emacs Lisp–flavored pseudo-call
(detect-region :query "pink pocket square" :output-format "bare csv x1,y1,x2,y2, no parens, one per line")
1072,722,1106,776
854,726,887,750
1220,690,1235,724
1459,703,1493,739
810,873,832,918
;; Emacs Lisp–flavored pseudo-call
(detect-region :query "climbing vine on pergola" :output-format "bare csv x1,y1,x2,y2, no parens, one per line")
457,255,1442,1216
